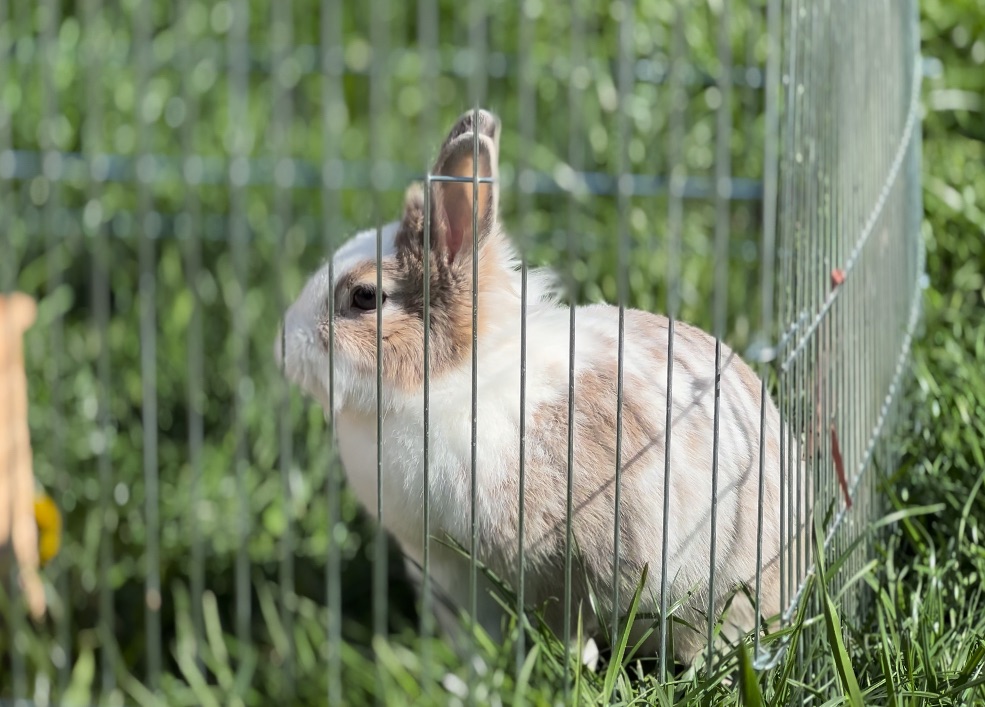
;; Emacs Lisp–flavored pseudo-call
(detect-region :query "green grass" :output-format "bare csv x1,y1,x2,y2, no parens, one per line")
161,3,985,701
2,0,985,704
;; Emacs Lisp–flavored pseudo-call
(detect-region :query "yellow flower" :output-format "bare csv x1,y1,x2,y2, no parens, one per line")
34,491,61,566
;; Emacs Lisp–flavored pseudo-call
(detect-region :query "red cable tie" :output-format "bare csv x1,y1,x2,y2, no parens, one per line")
831,424,851,510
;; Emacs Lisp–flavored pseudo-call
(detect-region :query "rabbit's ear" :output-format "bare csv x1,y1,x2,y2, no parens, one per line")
441,108,501,153
428,109,500,264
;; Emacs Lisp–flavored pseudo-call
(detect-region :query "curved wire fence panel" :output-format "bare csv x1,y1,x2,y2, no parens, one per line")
0,0,922,703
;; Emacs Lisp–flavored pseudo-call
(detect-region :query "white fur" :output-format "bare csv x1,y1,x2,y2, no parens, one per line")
280,225,804,665
274,222,400,412
331,223,400,286
278,101,807,665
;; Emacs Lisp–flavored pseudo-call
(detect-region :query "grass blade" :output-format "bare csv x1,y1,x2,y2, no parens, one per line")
513,643,541,706
601,563,648,704
877,608,899,707
814,517,863,707
737,641,765,707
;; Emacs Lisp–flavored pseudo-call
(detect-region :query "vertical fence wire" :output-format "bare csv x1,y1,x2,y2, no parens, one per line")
831,191,843,638
562,186,577,698
881,5,899,621
828,0,845,588
776,0,807,666
855,0,873,624
827,0,841,611
658,2,686,679
469,14,490,702
133,0,163,689
884,1,900,613
860,0,876,617
870,6,884,556
845,0,861,625
468,108,481,707
849,0,863,620
883,0,900,583
515,1,536,676
868,3,884,611
84,0,118,692
562,0,584,691
228,0,252,672
849,0,865,624
754,0,781,661
794,0,810,617
777,0,799,619
813,0,831,661
272,0,297,691
417,0,438,683
610,0,633,650
706,0,733,674
795,0,811,623
809,0,824,642
852,0,870,622
834,0,850,625
369,0,388,669
178,0,207,676
421,171,434,694
865,0,883,618
44,0,74,695
320,0,343,701
797,1,816,652
813,0,823,607
468,4,489,688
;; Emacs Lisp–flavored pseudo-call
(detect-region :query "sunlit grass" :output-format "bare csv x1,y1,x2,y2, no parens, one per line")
3,0,985,704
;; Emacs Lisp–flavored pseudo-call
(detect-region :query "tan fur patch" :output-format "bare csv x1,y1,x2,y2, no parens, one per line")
500,360,665,620
323,233,516,395
442,152,494,239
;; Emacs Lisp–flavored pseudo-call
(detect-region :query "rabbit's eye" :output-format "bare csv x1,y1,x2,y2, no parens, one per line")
351,285,384,312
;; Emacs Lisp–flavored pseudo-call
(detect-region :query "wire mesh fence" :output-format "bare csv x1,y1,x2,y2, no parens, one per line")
1,0,923,703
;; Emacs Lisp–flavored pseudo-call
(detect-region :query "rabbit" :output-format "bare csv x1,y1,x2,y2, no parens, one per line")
275,107,810,668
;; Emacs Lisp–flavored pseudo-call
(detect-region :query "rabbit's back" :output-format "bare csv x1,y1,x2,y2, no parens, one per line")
336,298,791,664
476,304,789,662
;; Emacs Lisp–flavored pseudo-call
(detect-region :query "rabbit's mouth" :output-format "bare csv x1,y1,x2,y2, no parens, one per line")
275,324,332,406
277,320,380,418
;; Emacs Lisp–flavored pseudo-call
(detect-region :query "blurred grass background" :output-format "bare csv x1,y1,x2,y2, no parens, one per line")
3,0,771,698
0,0,983,703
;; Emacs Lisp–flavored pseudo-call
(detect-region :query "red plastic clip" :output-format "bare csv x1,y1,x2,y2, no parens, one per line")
831,424,851,509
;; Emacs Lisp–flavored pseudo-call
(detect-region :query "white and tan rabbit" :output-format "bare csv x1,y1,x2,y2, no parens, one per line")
276,108,809,667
